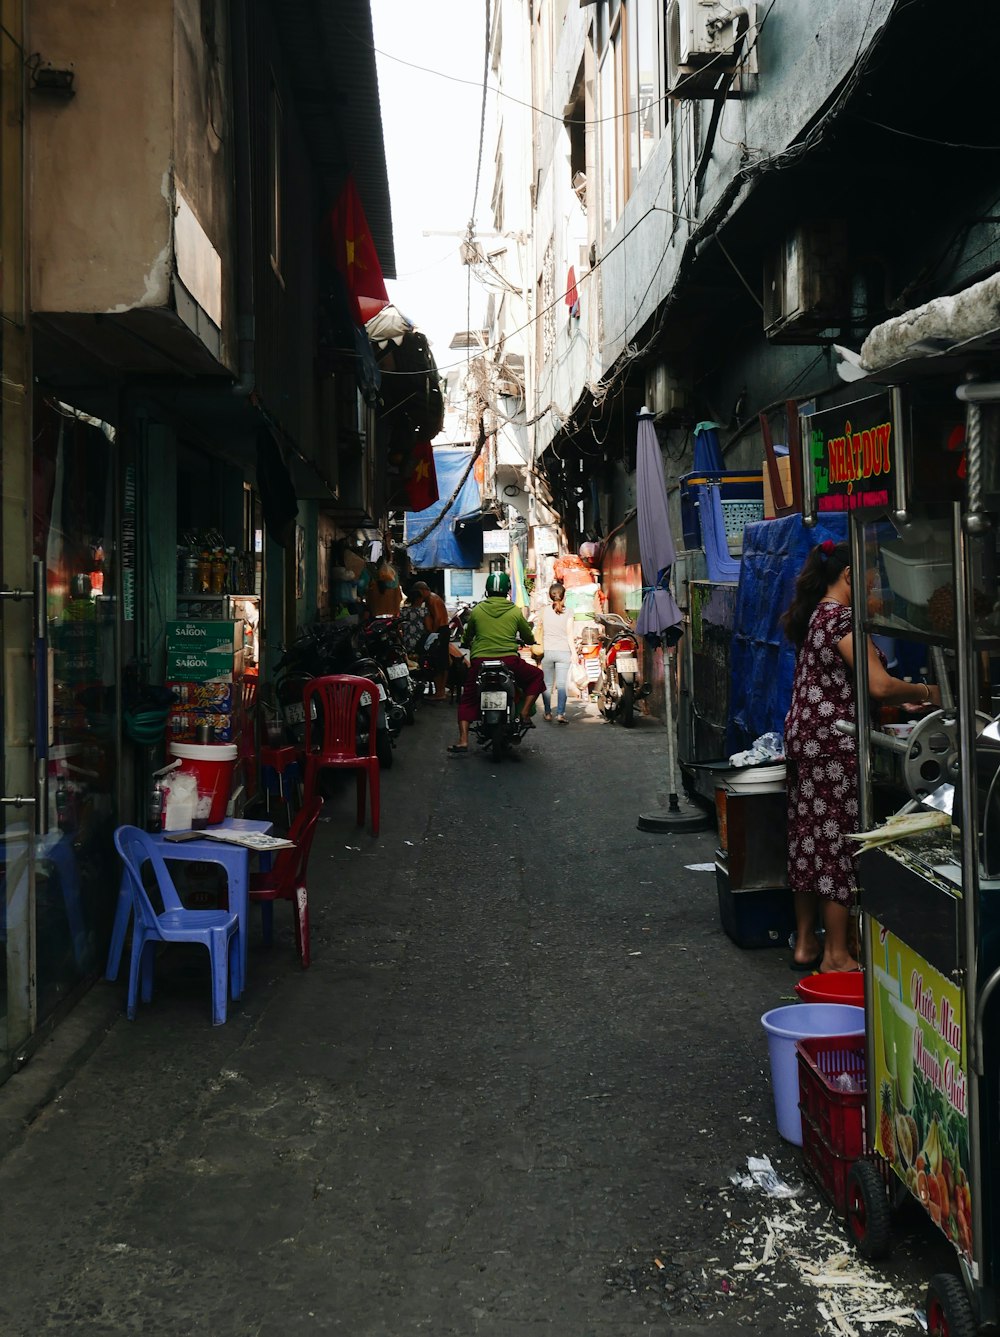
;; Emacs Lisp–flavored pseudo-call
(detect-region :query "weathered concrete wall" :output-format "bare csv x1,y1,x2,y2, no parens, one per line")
599,0,896,366
531,3,602,458
29,0,174,313
172,0,234,361
30,0,233,368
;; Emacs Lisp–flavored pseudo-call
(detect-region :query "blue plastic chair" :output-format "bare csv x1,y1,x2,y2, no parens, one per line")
113,826,243,1026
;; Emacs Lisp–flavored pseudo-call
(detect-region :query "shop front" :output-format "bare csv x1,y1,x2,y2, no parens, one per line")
799,362,1000,1327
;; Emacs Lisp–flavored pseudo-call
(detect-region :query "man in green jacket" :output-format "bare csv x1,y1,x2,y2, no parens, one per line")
448,572,545,754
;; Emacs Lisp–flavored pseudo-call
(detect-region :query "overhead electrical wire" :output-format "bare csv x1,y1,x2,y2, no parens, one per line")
403,0,492,551
388,0,896,479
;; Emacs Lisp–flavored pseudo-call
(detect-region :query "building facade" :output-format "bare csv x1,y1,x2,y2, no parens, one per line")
0,0,398,1078
490,0,1000,690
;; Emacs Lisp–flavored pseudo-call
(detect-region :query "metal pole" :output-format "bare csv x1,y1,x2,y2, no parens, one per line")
955,497,986,1288
849,515,873,831
664,647,680,811
637,644,711,833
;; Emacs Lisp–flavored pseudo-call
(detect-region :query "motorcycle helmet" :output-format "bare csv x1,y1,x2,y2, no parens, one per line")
485,571,511,597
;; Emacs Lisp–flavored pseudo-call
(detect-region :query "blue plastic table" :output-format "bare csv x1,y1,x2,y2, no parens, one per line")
105,817,273,988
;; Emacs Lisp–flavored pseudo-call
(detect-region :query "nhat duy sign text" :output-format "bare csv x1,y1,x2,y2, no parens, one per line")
805,392,895,515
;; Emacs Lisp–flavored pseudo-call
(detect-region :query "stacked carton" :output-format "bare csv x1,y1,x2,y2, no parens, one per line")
166,620,244,743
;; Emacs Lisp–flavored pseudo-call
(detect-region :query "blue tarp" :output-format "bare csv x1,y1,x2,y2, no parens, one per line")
726,513,848,754
404,447,484,570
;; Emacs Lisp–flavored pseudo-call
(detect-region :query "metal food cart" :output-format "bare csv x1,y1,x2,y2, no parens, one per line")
801,375,1000,1334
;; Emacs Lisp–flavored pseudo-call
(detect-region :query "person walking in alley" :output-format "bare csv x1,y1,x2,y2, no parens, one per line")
411,580,450,702
782,539,940,972
536,582,574,723
448,572,544,755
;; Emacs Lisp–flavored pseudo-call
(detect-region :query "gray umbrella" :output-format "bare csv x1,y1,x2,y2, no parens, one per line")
635,409,682,639
633,408,708,832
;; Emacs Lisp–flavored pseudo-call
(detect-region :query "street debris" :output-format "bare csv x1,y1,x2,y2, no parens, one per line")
685,862,716,872
730,1155,801,1199
724,1194,917,1335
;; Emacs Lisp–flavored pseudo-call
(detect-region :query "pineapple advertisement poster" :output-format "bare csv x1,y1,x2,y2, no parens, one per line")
869,918,971,1258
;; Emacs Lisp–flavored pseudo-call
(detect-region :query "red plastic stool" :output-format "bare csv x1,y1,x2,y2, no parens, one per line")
259,744,302,822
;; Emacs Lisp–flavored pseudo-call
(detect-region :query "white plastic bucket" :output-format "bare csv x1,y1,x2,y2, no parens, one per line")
761,1003,865,1144
168,742,238,826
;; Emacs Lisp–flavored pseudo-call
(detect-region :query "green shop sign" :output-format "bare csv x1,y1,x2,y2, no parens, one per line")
805,392,895,515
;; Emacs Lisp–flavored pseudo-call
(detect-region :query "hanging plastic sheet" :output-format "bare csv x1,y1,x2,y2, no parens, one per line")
404,447,483,570
726,513,848,753
693,421,725,472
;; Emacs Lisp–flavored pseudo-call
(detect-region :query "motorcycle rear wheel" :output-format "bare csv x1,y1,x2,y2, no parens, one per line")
489,723,506,762
619,679,635,728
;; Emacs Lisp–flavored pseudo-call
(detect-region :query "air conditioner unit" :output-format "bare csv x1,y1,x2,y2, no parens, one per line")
644,364,688,419
667,0,749,98
762,222,850,344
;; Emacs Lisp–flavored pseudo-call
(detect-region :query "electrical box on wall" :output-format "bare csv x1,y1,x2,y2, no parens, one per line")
762,222,850,344
667,0,751,98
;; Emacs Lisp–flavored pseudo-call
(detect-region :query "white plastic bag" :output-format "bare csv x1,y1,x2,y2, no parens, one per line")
163,772,198,831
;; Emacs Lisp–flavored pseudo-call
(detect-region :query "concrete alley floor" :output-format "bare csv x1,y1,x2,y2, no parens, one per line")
0,697,954,1335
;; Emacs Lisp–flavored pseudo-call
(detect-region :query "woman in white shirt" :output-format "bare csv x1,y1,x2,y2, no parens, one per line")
538,583,574,722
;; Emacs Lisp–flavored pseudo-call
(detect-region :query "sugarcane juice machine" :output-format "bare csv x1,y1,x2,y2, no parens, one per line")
801,378,1000,1327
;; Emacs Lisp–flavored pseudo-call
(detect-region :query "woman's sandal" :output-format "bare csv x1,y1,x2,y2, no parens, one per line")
556,715,567,724
446,744,469,756
543,713,552,721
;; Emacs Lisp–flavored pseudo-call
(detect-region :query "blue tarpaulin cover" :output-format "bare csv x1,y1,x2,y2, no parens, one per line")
404,447,484,570
726,512,848,754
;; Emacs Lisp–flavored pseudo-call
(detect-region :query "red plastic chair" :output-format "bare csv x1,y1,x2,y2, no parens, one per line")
302,675,380,836
248,797,323,968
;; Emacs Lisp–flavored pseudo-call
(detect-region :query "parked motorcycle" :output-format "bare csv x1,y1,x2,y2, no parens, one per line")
359,615,418,724
470,658,528,761
594,612,646,728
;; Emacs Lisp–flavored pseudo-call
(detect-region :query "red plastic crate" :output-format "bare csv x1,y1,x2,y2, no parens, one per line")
799,1111,855,1216
796,1034,867,1161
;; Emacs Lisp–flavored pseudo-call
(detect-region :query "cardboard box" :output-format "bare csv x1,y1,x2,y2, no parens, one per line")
167,681,238,712
165,619,243,653
762,455,793,518
166,647,244,683
168,711,238,743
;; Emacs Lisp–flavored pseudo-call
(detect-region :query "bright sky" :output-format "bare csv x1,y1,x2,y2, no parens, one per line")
371,0,493,377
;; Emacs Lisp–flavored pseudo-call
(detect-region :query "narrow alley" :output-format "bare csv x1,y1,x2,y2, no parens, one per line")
0,705,947,1335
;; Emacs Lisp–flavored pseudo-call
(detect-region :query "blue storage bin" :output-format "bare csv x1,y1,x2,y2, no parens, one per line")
680,471,764,550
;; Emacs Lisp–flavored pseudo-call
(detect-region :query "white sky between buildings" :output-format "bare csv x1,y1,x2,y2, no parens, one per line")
371,0,495,378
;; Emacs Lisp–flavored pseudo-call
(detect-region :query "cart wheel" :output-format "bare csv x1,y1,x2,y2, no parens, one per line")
846,1160,891,1259
927,1273,977,1337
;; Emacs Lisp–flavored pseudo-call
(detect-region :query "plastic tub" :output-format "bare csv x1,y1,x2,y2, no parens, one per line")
882,547,950,606
794,972,865,1006
167,742,238,826
760,1004,865,1145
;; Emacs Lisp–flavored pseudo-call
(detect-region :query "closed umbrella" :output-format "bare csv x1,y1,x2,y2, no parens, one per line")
634,408,710,833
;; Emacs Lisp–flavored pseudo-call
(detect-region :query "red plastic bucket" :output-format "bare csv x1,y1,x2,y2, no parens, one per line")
168,742,238,826
795,971,865,1006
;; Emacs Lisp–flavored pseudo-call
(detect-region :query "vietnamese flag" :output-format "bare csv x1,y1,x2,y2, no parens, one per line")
327,174,389,325
404,441,439,512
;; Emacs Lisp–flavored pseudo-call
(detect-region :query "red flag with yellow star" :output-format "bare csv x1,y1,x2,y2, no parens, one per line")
327,175,389,325
404,441,439,511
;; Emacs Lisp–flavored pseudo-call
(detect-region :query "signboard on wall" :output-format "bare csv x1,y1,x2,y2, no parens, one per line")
534,525,559,555
482,529,510,554
803,392,895,516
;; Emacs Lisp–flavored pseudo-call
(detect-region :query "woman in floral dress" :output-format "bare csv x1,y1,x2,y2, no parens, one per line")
782,540,940,972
